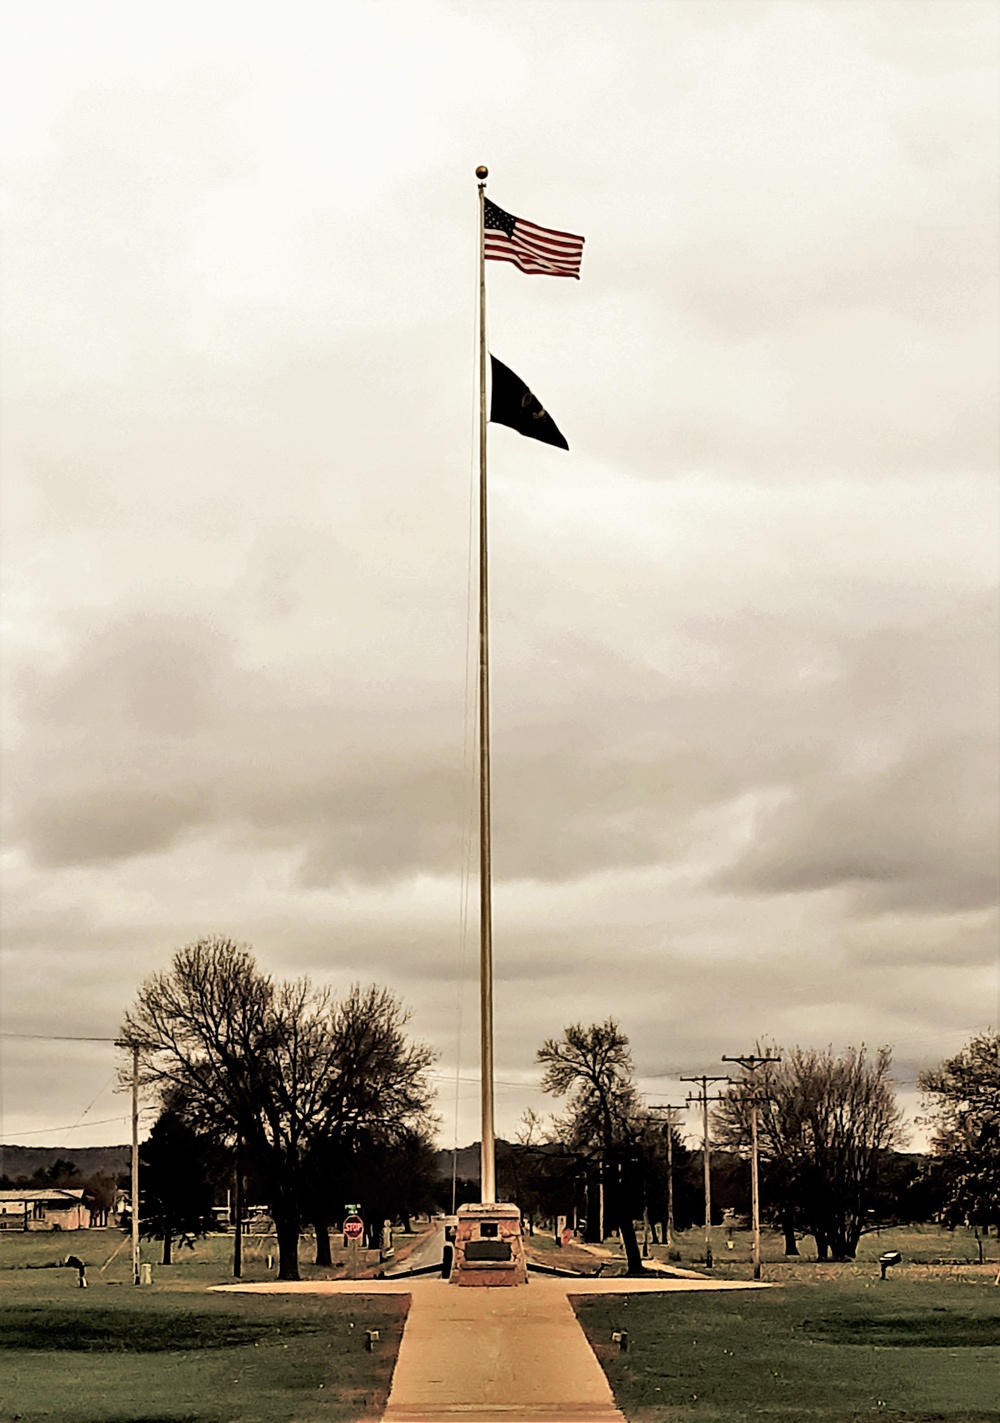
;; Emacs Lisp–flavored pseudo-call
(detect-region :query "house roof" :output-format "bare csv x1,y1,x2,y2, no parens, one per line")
0,1188,86,1204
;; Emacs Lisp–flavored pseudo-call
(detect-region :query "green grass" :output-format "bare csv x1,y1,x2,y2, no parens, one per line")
4,1223,997,1422
522,1230,608,1275
0,1230,409,1422
0,1304,322,1352
592,1222,1000,1279
0,1222,414,1283
574,1272,1000,1422
800,1307,1000,1350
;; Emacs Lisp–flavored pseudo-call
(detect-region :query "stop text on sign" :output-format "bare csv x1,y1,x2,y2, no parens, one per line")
343,1214,364,1240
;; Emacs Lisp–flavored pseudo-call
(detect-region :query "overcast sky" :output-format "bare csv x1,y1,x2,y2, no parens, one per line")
1,0,997,1160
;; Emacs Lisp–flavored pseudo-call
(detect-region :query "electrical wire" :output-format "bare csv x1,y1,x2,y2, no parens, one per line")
10,1115,126,1136
0,1033,120,1042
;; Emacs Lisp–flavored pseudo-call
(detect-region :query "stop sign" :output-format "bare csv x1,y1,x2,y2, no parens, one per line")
343,1214,364,1241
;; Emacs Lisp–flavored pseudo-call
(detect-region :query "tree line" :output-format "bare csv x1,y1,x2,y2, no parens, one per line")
115,937,997,1277
488,1021,999,1272
0,1156,121,1227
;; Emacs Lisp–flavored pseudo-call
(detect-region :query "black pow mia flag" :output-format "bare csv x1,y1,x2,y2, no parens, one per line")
490,355,569,450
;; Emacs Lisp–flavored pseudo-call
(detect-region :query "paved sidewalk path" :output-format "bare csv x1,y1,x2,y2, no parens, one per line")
216,1273,770,1423
381,1276,626,1423
570,1241,709,1280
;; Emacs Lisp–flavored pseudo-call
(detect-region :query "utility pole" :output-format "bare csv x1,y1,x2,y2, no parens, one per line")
130,1044,140,1285
680,1075,730,1268
647,1104,687,1252
722,1053,781,1281
661,1104,686,1253
666,1123,674,1252
233,1134,243,1279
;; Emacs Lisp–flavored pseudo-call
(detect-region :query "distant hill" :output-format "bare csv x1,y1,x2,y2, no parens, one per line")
433,1143,483,1182
6,1141,487,1185
5,1139,522,1188
433,1141,535,1183
0,1144,130,1184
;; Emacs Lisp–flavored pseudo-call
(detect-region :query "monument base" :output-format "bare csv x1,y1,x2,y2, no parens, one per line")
449,1201,527,1287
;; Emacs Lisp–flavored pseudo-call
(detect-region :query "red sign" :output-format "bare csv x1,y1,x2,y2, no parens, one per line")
343,1214,364,1241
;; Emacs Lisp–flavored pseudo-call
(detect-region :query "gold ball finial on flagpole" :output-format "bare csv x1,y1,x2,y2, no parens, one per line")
476,165,488,180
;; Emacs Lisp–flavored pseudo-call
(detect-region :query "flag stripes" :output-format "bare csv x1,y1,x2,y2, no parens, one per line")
484,198,584,279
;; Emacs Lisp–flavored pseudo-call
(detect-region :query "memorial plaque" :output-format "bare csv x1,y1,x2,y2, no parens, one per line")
465,1239,512,1262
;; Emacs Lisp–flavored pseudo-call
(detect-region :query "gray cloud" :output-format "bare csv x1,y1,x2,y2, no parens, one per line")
2,0,997,1150
7,590,995,922
720,734,999,913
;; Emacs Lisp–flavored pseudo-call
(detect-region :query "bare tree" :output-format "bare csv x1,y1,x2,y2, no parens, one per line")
714,1043,905,1260
495,1110,571,1236
537,1019,647,1275
299,983,439,1264
121,936,436,1280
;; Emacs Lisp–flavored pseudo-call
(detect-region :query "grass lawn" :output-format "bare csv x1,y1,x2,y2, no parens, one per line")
522,1230,610,1275
0,1229,411,1423
574,1270,1000,1422
590,1222,1000,1280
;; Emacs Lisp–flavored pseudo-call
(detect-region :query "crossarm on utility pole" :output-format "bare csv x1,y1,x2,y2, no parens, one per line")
679,1075,731,1268
721,1053,781,1280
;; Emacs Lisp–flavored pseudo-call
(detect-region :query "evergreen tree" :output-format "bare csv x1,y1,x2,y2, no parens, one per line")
32,1158,81,1187
139,1110,216,1264
83,1172,119,1228
919,1030,1000,1239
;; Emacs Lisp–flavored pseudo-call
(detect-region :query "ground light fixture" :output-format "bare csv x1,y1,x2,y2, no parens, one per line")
878,1250,902,1279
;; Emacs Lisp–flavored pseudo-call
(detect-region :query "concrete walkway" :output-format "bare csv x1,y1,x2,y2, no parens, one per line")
381,1276,625,1423
216,1273,771,1423
572,1240,711,1280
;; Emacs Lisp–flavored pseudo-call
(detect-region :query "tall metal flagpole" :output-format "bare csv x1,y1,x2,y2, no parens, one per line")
475,164,496,1205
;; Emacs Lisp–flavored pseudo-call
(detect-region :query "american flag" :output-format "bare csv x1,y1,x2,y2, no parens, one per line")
484,198,584,279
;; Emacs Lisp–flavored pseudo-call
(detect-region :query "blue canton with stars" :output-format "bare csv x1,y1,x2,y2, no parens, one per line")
484,198,517,235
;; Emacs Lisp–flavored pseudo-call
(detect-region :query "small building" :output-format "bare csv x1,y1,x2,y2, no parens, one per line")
0,1188,92,1231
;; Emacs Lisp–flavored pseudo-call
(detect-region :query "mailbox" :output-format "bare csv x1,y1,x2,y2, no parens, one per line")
449,1201,527,1287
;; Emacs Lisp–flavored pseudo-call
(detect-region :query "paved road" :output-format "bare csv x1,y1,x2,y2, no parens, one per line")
384,1222,445,1276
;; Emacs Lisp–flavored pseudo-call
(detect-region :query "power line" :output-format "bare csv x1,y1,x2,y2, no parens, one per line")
0,1040,541,1090
7,1115,128,1137
430,1071,540,1088
0,1034,121,1043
